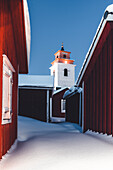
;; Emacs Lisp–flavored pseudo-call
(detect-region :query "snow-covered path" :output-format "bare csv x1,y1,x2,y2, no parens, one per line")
1,116,113,170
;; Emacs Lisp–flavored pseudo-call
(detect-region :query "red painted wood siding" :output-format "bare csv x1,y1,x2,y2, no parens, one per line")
52,89,68,118
0,55,3,159
19,88,52,122
0,0,28,74
66,93,80,123
79,22,113,135
0,0,28,158
1,66,18,158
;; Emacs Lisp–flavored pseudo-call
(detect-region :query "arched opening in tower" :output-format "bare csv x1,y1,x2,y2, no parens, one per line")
64,68,68,76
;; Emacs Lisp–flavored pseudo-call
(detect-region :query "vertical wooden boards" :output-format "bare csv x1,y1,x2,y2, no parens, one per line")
86,79,90,130
112,30,113,136
102,43,107,134
80,29,113,136
82,82,84,132
52,88,68,118
1,71,18,157
90,72,93,130
98,53,103,133
95,62,97,132
82,81,88,132
0,54,3,159
96,59,100,132
85,81,89,130
106,34,112,134
93,68,96,131
0,0,29,159
0,8,4,158
88,78,91,130
78,23,113,136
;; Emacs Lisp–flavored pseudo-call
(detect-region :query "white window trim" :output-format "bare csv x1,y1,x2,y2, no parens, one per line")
2,54,15,125
61,99,66,113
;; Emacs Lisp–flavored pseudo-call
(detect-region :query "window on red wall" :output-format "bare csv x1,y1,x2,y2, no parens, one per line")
2,54,15,125
61,99,66,113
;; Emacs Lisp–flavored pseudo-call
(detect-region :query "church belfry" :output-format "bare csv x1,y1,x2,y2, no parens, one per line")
49,43,75,90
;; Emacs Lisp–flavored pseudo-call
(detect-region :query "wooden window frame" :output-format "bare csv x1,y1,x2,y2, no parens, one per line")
61,99,66,113
2,54,15,125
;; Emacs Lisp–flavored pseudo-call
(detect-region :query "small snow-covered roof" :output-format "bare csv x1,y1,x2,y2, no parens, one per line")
63,86,82,99
105,4,113,21
53,87,69,95
19,75,54,88
76,4,113,85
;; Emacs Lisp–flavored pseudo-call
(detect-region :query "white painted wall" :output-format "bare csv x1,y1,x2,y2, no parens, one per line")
50,62,75,89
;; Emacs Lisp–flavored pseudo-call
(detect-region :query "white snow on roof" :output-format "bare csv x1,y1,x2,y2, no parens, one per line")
63,86,82,99
19,75,54,88
76,4,113,85
106,4,113,12
105,4,113,21
23,0,31,69
53,87,69,95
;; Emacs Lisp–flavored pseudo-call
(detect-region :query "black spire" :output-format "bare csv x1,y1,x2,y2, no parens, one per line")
61,42,64,51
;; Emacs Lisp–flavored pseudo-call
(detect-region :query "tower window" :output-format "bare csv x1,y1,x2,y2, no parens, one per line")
57,56,58,58
63,54,66,58
64,68,68,76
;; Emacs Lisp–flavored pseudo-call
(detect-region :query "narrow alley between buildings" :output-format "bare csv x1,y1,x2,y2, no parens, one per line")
1,116,113,170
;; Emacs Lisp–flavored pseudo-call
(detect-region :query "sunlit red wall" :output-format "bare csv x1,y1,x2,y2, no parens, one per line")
0,0,28,158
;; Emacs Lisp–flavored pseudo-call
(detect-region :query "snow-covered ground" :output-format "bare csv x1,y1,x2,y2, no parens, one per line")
1,116,113,170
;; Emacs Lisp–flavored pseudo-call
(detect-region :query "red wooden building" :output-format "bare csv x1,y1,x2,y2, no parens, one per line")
76,4,113,134
19,75,53,123
0,0,30,159
51,87,69,122
63,86,82,124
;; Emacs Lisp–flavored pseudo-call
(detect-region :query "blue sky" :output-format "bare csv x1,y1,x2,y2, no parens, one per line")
27,0,113,80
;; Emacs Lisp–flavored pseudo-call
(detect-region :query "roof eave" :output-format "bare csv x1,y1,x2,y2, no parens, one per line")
76,4,113,85
22,0,31,73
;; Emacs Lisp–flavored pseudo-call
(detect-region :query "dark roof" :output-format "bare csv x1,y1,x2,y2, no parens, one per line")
76,5,113,85
19,86,53,90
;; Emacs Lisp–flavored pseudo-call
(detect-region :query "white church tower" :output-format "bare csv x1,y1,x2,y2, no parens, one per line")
50,43,75,90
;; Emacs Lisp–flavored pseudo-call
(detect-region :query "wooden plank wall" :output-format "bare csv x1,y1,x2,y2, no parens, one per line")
82,24,113,135
52,89,68,118
66,93,80,123
0,55,3,159
19,89,52,122
1,71,18,157
0,0,24,158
